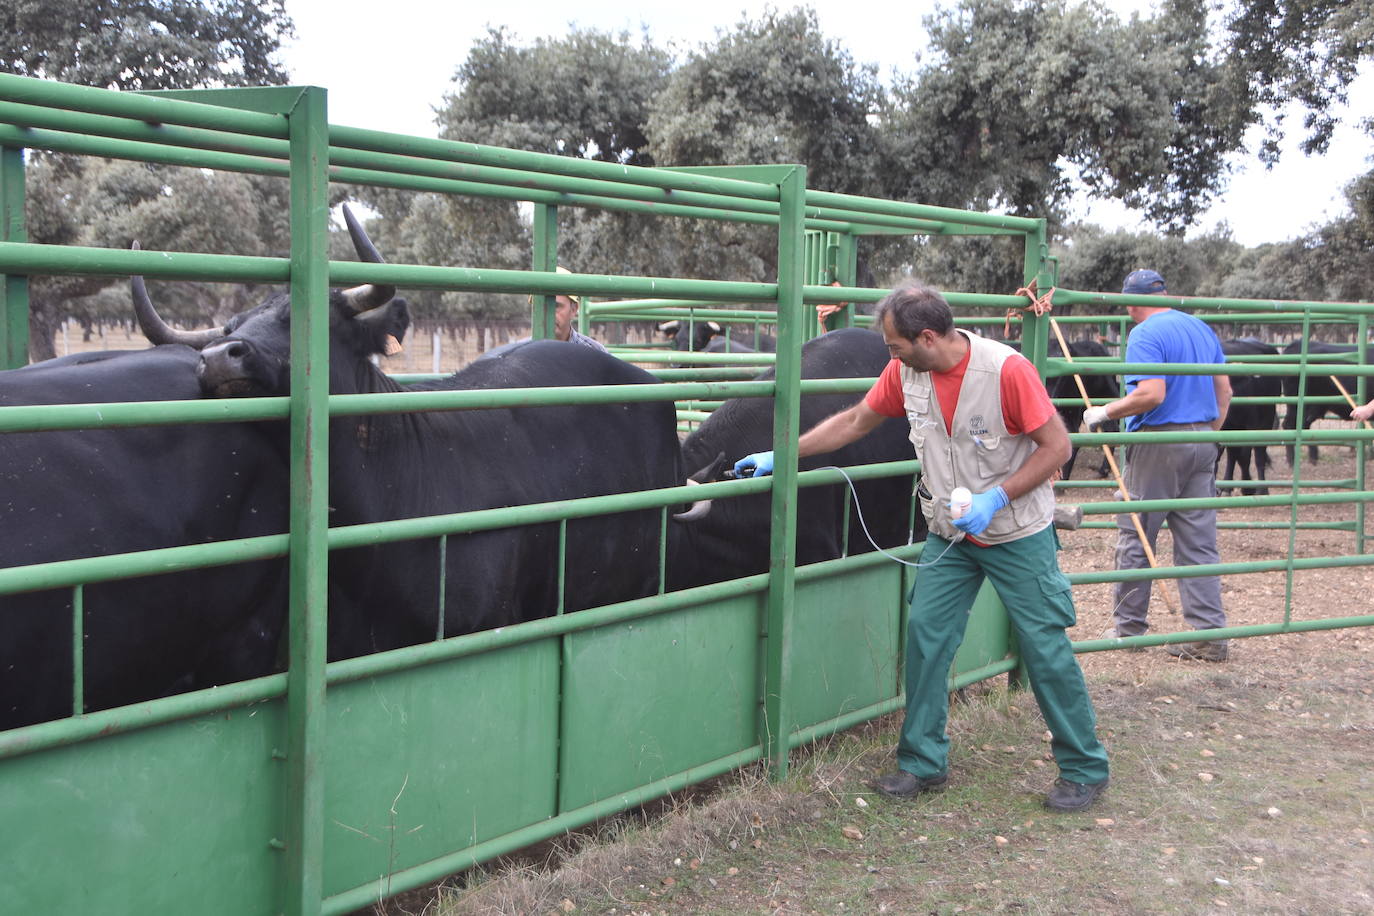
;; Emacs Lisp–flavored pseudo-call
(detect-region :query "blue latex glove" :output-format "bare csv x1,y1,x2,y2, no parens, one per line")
951,486,1009,536
733,450,775,478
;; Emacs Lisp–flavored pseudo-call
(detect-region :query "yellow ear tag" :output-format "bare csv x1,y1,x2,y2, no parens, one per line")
383,335,403,356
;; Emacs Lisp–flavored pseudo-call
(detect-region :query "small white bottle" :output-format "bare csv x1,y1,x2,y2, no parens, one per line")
949,486,973,519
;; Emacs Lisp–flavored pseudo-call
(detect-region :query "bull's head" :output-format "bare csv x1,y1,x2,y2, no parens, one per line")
133,205,404,397
656,318,721,352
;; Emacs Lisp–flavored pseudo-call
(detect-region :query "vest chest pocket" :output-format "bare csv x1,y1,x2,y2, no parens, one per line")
972,434,1014,483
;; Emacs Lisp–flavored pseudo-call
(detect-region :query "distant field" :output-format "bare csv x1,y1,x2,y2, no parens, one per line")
51,318,661,375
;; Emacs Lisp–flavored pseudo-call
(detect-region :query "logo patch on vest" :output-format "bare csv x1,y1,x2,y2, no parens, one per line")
968,414,990,437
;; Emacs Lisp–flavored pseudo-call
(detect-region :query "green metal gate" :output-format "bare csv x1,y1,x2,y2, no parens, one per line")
3,74,1368,914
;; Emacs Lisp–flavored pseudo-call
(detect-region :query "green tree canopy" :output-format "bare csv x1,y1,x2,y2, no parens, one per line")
0,0,293,89
648,8,885,196
883,0,1245,231
3,0,295,359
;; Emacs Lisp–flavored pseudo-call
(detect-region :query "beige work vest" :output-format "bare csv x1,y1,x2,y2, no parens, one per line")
901,331,1055,544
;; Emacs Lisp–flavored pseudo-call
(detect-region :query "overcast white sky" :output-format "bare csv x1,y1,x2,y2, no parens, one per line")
281,0,1372,247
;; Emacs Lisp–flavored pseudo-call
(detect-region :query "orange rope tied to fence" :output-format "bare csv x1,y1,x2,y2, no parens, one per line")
815,280,845,333
1004,278,1058,338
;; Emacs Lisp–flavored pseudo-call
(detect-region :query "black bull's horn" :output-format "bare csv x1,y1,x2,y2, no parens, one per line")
339,203,395,314
131,203,395,346
672,451,727,522
130,242,224,348
672,477,712,522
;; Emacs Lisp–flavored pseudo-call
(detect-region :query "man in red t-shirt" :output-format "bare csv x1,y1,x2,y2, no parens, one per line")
734,282,1109,812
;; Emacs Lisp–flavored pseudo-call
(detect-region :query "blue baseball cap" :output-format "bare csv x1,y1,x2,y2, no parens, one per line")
1122,269,1167,295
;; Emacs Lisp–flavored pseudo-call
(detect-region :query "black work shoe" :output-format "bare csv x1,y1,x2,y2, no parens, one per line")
1045,776,1109,811
1166,640,1229,662
872,770,948,798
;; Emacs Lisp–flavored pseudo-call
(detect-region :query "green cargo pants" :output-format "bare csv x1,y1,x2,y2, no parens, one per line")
899,525,1109,785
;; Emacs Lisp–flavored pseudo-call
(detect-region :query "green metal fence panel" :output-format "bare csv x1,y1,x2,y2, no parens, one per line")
322,641,560,900
12,67,1372,914
0,702,285,914
558,595,761,810
789,562,902,730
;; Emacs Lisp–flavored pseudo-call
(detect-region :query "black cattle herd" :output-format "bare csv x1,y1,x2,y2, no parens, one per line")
0,210,1361,729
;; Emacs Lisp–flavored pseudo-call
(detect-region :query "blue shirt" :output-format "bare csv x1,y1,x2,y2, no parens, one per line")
1122,309,1225,431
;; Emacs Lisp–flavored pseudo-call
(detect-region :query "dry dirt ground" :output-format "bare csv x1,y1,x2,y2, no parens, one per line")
361,444,1372,916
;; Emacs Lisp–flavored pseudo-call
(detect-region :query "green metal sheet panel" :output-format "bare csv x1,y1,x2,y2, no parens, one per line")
0,701,285,915
558,596,761,810
322,639,559,899
790,563,903,730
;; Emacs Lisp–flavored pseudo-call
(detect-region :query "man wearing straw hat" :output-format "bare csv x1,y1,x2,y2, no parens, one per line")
509,265,609,353
1082,269,1232,661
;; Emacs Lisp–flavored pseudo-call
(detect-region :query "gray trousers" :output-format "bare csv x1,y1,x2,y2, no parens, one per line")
1112,431,1226,635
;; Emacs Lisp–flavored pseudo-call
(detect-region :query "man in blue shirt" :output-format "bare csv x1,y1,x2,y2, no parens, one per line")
1081,269,1233,661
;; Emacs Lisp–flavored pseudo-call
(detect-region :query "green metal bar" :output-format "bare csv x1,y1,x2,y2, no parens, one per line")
1054,285,1374,317
0,122,282,177
1068,552,1374,584
0,99,285,156
1044,360,1374,378
1073,613,1374,653
0,672,287,761
0,72,288,137
0,533,289,597
0,239,290,283
70,585,83,717
805,187,1040,233
281,85,330,916
436,535,448,640
556,519,567,616
787,694,906,749
531,203,556,340
1,144,27,367
0,461,919,597
1286,315,1314,626
0,119,874,232
762,165,807,781
0,375,895,434
1019,219,1051,375
1071,520,1355,531
329,124,780,201
657,507,669,595
1358,315,1368,556
1076,488,1374,515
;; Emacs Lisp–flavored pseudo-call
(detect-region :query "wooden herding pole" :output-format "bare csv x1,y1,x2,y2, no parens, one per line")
1048,317,1180,616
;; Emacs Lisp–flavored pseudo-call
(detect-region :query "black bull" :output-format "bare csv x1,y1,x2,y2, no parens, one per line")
672,327,924,590
135,206,711,661
1219,339,1280,494
1280,340,1359,466
657,318,777,354
0,346,288,730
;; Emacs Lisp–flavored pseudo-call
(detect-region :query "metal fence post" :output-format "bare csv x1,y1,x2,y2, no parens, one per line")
1,144,27,368
763,165,806,780
283,85,332,916
531,203,557,340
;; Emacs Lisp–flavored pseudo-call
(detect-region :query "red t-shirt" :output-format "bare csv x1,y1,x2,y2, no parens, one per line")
864,348,1055,435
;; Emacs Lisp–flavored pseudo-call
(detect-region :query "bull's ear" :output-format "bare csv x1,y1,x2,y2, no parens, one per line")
357,298,411,356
